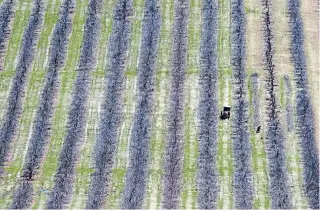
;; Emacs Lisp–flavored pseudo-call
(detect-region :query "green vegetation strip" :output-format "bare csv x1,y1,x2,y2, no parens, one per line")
181,0,201,207
217,0,233,208
247,71,270,209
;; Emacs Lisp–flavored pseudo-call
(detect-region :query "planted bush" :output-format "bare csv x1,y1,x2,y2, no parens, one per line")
262,0,292,208
162,0,189,208
0,0,45,168
283,75,294,132
121,0,161,208
85,0,133,208
10,181,33,209
288,0,319,208
197,0,218,208
0,0,16,71
45,0,103,209
10,0,75,208
230,0,253,208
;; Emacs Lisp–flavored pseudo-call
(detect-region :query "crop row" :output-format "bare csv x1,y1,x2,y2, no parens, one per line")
45,0,103,208
197,0,218,208
0,0,45,168
288,0,319,208
261,0,292,208
11,0,76,208
121,0,161,208
0,0,16,71
283,75,294,132
162,0,189,208
230,0,253,208
85,0,133,208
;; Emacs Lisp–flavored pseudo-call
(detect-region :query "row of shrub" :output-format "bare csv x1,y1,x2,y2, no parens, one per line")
162,0,189,208
121,0,161,208
85,0,133,208
288,0,319,208
261,0,292,208
45,0,103,208
197,0,218,208
0,0,45,168
11,0,76,208
0,0,16,71
230,0,253,208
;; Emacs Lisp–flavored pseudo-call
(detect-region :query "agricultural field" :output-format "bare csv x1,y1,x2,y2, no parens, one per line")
0,0,318,208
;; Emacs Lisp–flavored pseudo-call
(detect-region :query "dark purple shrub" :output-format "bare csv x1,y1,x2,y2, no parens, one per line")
10,181,33,209
121,0,161,208
283,75,294,132
10,0,75,208
197,0,218,208
0,0,45,168
85,0,133,208
0,0,16,71
45,0,103,208
288,0,319,208
230,0,254,208
262,0,292,208
162,0,189,208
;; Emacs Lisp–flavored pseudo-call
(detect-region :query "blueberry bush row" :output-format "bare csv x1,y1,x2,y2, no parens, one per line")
288,0,319,208
230,0,253,208
45,0,103,208
261,0,292,208
85,0,133,208
283,75,294,132
0,0,16,71
162,0,189,208
197,0,218,208
0,0,45,168
11,0,76,208
121,0,161,208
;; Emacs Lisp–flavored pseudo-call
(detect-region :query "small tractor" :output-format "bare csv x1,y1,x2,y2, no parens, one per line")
220,106,231,120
